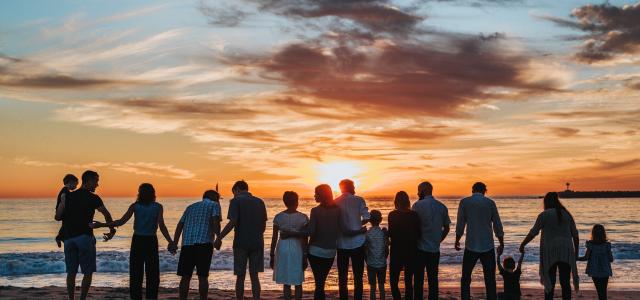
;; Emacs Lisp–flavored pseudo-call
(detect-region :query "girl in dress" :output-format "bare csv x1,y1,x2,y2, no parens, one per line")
578,224,614,300
270,191,309,300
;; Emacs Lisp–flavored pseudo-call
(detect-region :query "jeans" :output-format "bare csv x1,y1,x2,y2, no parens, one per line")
130,235,159,300
367,266,386,300
414,250,439,300
461,249,496,300
545,262,571,300
308,254,334,300
337,246,365,300
593,277,608,300
390,254,414,300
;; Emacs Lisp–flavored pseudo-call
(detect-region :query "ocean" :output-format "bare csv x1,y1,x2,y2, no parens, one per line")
1,196,639,291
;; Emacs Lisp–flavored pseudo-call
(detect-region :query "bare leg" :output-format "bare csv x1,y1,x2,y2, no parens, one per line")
179,276,191,300
294,285,303,300
66,273,76,300
198,275,209,300
79,273,92,300
250,271,261,300
283,284,292,300
236,273,246,300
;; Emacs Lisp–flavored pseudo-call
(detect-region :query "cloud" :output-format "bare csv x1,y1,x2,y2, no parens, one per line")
349,125,466,144
198,1,250,27
543,3,640,63
549,127,580,138
588,158,640,170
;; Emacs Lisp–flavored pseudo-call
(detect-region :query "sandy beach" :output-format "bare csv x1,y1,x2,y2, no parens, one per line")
0,286,637,299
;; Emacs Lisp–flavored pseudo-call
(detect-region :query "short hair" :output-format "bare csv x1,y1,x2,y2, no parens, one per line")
232,180,249,192
137,183,156,204
503,256,515,270
63,174,78,185
203,190,220,202
370,210,382,225
418,181,433,197
283,191,299,208
472,182,487,193
394,191,411,209
339,179,355,194
81,170,99,183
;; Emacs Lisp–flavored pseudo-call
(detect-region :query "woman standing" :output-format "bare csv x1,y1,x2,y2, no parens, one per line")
519,192,579,300
92,183,174,300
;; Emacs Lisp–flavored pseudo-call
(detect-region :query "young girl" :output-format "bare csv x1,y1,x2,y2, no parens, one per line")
578,224,614,300
497,252,524,300
270,191,309,300
92,183,174,300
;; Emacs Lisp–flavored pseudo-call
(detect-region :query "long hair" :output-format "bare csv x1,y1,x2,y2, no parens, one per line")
590,224,607,244
315,184,334,207
394,191,411,209
543,192,572,223
137,183,156,205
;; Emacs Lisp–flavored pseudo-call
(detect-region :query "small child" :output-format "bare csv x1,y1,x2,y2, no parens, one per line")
270,191,309,300
578,224,613,300
55,174,78,247
497,252,524,300
365,210,388,300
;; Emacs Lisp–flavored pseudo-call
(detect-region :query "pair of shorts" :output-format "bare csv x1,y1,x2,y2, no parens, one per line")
64,234,97,275
177,243,213,277
233,247,264,276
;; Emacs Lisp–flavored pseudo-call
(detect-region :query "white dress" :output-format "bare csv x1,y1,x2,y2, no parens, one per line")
273,211,309,285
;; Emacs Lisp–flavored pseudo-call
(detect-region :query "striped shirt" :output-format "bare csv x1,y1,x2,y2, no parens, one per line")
179,198,221,246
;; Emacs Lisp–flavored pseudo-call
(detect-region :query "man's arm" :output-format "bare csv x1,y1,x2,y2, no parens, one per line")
455,200,465,251
441,223,450,242
218,218,237,240
492,202,505,255
210,215,221,249
516,252,525,271
171,222,183,254
96,205,116,241
55,194,66,221
496,252,505,273
360,198,371,225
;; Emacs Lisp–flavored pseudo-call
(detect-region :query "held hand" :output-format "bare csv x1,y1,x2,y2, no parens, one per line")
103,228,116,242
213,238,222,250
168,242,178,255
89,221,104,229
455,240,461,251
497,244,504,256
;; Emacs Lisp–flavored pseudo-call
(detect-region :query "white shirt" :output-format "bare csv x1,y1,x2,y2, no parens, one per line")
455,193,504,253
335,193,370,249
412,196,451,253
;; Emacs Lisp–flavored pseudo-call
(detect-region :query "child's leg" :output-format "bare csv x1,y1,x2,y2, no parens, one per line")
377,267,386,300
283,284,292,300
367,266,377,300
593,277,608,300
294,285,302,300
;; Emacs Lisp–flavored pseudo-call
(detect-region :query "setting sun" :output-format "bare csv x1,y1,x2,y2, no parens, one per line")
315,161,362,193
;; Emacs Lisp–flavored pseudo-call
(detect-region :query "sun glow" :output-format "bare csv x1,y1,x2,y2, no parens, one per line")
316,161,362,193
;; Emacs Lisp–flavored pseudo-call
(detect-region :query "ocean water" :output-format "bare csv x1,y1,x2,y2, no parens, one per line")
1,196,639,291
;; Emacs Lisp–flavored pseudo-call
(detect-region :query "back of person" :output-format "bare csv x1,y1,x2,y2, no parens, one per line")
538,209,575,240
335,193,368,249
388,210,420,256
308,205,341,250
586,241,613,277
230,192,267,251
133,202,160,236
63,189,103,239
365,226,387,268
412,196,449,252
181,199,219,245
500,269,522,298
459,194,500,252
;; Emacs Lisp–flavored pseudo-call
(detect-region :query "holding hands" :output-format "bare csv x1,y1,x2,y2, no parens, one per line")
167,242,178,255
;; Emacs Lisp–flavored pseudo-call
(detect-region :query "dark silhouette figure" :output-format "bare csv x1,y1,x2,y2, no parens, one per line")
55,174,78,248
520,192,580,300
365,210,388,300
91,183,175,300
497,253,524,300
578,224,613,300
388,191,420,300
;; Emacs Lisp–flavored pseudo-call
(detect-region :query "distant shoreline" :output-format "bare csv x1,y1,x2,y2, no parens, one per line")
556,191,640,198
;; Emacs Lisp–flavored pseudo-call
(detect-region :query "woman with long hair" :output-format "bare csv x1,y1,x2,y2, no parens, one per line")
92,183,174,300
519,192,580,300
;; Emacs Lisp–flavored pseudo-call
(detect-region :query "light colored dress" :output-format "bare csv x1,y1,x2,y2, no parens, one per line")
273,211,309,285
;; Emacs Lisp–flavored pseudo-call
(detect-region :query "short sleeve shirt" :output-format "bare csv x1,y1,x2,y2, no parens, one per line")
62,189,104,239
227,192,267,251
179,199,221,246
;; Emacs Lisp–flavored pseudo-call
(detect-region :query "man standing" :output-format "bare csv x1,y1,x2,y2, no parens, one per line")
55,170,116,300
335,179,370,300
172,190,222,300
215,180,267,300
455,182,504,300
412,181,451,300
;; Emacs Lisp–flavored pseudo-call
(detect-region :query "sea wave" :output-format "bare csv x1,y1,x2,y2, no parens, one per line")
2,242,640,276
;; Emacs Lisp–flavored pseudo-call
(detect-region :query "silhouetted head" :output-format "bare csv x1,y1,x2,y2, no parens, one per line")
231,180,249,195
394,191,411,210
370,210,382,226
315,184,334,207
81,170,99,192
203,190,220,202
503,256,516,271
543,192,571,223
63,174,79,190
472,182,487,194
339,179,355,194
283,191,299,210
418,181,433,199
590,224,607,244
137,183,156,205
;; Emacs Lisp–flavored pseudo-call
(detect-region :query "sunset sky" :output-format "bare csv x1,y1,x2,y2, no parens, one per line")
1,0,639,198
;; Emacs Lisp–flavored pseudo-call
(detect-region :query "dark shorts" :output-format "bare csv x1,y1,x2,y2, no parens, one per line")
177,243,213,277
233,247,264,276
64,234,97,275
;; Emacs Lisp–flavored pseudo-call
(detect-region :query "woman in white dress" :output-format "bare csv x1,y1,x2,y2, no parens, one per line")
270,191,309,300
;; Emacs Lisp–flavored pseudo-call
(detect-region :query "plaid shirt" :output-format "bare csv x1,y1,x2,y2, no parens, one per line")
179,198,221,246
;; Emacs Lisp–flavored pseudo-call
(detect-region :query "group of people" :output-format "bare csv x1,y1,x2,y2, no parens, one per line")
54,171,614,300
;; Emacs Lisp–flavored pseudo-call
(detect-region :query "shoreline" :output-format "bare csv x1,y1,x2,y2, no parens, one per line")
1,286,638,299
